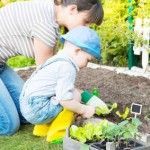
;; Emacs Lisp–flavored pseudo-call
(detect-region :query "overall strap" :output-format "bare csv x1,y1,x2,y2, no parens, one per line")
39,58,70,70
20,58,70,98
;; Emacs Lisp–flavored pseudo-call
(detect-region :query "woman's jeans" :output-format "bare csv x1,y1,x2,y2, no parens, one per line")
0,64,26,135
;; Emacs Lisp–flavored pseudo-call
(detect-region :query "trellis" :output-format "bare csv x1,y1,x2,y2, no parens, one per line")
133,18,150,72
128,0,150,72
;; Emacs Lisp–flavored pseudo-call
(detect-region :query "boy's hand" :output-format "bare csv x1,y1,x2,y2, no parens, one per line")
74,113,83,121
81,105,95,118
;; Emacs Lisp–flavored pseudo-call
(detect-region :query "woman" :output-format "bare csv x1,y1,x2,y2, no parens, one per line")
0,0,104,135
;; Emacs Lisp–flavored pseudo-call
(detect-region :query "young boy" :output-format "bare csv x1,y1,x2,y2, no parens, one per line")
20,26,102,124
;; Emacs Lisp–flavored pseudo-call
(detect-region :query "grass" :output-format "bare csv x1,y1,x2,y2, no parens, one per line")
0,124,63,150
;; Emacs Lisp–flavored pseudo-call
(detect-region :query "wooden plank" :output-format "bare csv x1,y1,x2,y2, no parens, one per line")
63,137,98,150
133,145,150,150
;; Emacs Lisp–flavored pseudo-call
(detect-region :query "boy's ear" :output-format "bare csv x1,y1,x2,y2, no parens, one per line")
69,5,78,14
75,48,82,55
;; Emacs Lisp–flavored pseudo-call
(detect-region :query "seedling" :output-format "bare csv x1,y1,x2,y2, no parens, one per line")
116,107,130,120
131,103,142,118
69,118,142,149
95,102,117,116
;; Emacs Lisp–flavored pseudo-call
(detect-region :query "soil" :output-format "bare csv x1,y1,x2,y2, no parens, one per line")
17,66,150,134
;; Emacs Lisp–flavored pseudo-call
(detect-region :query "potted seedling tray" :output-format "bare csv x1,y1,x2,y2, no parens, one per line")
63,118,150,150
63,130,150,150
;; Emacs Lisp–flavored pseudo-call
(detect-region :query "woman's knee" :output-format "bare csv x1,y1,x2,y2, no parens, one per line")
8,119,20,136
0,78,21,135
0,97,20,136
0,109,20,136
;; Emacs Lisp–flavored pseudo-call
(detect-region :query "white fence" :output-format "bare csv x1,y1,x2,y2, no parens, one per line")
133,18,150,72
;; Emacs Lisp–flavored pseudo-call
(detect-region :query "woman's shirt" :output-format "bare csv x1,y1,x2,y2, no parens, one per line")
0,0,59,64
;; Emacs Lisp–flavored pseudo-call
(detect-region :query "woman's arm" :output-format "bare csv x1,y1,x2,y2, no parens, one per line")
33,38,54,67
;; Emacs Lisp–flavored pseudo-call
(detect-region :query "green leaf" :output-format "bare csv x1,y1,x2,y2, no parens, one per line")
116,107,130,119
95,102,117,116
70,125,78,139
127,124,137,134
118,120,129,127
83,122,94,141
123,132,132,140
132,118,142,127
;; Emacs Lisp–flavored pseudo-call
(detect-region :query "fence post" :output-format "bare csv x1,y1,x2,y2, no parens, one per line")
128,0,136,70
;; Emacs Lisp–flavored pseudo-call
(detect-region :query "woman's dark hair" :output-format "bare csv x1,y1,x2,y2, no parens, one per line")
54,0,104,25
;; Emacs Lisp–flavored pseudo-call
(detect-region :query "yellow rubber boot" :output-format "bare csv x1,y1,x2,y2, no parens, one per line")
33,123,51,137
46,109,74,142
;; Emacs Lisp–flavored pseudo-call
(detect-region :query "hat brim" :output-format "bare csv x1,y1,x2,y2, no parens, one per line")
60,35,102,60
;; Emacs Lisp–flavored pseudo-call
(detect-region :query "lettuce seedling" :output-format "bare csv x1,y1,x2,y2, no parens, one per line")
116,107,130,119
69,117,142,149
96,102,117,116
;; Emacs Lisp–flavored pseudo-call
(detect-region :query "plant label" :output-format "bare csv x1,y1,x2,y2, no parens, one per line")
131,103,142,117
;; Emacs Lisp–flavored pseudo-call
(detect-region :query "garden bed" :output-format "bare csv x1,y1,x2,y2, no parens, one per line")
63,119,150,150
17,65,150,134
63,136,150,150
63,126,150,150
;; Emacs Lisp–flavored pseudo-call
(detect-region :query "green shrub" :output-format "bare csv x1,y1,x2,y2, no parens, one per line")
91,0,130,66
91,0,150,67
7,56,35,68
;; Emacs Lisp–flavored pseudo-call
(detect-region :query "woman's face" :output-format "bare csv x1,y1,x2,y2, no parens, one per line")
55,5,90,29
69,11,90,29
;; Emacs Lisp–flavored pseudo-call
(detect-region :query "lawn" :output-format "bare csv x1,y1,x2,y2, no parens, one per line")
0,124,63,150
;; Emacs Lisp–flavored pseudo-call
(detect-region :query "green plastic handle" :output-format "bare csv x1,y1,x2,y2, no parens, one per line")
51,138,63,144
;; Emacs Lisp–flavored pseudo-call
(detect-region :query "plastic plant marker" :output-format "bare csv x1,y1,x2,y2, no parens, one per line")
131,103,142,118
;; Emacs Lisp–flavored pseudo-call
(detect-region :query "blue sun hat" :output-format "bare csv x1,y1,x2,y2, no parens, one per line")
60,26,102,60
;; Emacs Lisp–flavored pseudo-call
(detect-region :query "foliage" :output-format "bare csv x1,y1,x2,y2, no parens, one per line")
70,119,111,143
132,0,150,55
91,0,130,66
133,0,150,19
7,56,35,68
116,107,130,120
0,1,4,7
70,118,142,146
91,0,150,67
96,102,117,116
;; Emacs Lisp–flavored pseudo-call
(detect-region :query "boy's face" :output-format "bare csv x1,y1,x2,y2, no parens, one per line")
75,49,95,69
